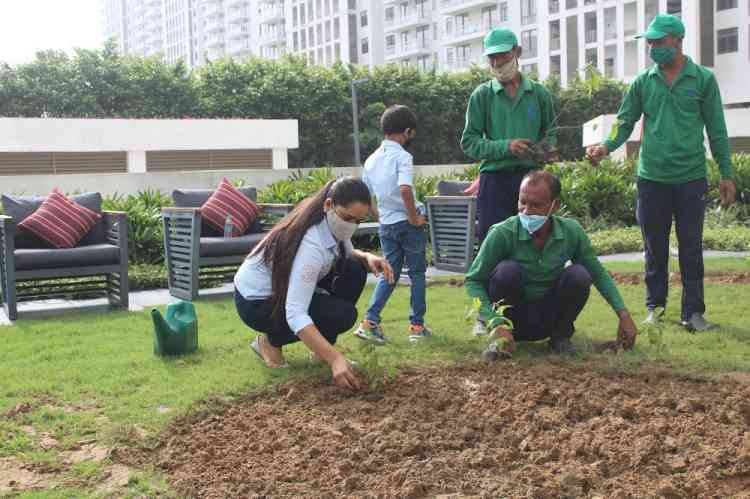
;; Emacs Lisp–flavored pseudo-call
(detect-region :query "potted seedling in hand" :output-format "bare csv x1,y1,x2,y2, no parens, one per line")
466,298,515,361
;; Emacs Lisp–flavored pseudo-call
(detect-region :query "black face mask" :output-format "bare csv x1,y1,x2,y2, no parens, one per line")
403,138,414,150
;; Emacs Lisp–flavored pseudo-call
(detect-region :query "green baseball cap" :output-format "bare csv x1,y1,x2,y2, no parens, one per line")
635,14,685,40
483,28,518,56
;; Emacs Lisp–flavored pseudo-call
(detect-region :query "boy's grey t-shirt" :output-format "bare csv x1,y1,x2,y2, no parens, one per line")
362,139,424,226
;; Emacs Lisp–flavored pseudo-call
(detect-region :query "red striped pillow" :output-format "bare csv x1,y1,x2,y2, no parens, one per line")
17,188,102,249
201,178,260,237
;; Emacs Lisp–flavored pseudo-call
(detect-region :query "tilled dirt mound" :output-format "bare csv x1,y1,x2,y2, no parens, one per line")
158,362,750,499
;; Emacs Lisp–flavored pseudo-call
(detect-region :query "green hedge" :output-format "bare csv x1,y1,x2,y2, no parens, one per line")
1,46,625,166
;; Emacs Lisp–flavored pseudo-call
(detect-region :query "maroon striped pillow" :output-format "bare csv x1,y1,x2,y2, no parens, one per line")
17,188,102,249
201,178,260,237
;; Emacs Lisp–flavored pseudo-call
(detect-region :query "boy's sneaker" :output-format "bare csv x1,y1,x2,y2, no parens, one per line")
642,307,665,325
355,320,387,345
408,324,432,343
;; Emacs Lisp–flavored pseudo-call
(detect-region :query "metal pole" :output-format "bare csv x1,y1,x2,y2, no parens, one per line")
350,77,369,167
351,81,361,167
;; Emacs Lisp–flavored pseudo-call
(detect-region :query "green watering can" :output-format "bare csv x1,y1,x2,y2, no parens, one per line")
151,301,198,356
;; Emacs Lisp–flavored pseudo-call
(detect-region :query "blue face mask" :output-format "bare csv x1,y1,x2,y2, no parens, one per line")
519,204,554,235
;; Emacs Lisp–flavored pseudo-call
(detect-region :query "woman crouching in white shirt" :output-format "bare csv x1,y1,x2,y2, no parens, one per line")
234,177,394,390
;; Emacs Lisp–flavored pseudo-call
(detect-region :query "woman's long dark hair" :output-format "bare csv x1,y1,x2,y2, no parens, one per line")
251,177,371,324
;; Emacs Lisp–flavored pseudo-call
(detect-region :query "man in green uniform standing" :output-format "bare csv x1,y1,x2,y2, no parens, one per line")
461,27,558,243
587,15,736,331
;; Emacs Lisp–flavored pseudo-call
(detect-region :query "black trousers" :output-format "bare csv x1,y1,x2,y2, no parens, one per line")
488,261,592,341
478,169,530,241
636,178,707,321
234,257,367,348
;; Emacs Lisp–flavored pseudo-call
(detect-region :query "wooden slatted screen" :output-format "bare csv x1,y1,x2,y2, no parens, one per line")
147,149,272,172
0,152,127,175
730,137,750,154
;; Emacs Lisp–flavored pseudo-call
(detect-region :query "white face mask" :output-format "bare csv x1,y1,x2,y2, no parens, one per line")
493,56,518,83
326,207,358,242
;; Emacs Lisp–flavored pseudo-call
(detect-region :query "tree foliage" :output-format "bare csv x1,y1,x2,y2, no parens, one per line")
1,46,626,166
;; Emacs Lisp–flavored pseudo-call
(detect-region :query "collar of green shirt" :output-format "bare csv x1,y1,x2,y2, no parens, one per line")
515,215,565,242
647,55,698,81
490,74,534,95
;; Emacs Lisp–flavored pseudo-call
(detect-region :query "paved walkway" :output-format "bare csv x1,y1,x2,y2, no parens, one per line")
1,251,747,325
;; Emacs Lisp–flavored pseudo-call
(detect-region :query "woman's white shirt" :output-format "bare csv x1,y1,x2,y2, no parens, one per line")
234,219,354,334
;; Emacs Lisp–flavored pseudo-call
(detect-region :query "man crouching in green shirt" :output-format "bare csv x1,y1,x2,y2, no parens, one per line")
465,171,638,358
587,15,736,332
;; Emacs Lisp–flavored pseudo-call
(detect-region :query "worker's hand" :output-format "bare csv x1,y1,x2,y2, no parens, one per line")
330,354,362,391
719,179,737,207
585,144,609,166
617,310,638,350
490,326,516,355
509,139,532,159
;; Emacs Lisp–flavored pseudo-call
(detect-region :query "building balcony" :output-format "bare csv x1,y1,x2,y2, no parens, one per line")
384,9,432,32
207,47,225,61
442,22,490,46
228,24,251,38
385,39,433,60
204,15,225,33
205,33,225,48
259,4,285,24
228,6,251,22
203,3,222,17
225,0,250,8
440,0,497,16
258,29,286,46
228,38,252,54
445,56,483,71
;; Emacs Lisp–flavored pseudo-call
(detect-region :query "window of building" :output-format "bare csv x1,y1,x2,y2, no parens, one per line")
309,26,314,45
301,30,307,49
361,10,368,27
604,7,617,40
385,7,394,22
521,29,537,57
293,31,299,50
334,42,340,61
717,0,737,10
334,17,340,38
566,0,577,8
293,6,298,27
550,20,561,50
326,45,332,63
521,63,538,75
348,0,356,9
301,4,306,24
386,34,395,48
325,0,331,16
325,20,331,41
317,23,323,43
399,2,408,18
521,0,536,25
584,0,596,5
481,6,496,29
333,0,339,14
416,25,429,48
361,37,369,54
585,47,598,68
549,0,559,14
550,54,561,74
667,0,681,16
316,0,322,19
500,2,509,21
717,27,739,53
585,11,597,43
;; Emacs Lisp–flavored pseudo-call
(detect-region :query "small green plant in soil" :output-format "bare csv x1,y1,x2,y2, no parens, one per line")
355,341,397,391
642,306,668,356
465,298,515,355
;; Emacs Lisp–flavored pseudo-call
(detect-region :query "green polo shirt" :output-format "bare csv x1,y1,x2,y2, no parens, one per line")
603,56,732,183
465,215,626,324
461,75,557,174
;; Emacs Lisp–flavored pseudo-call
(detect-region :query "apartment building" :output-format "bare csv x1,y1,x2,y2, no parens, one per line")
102,1,750,106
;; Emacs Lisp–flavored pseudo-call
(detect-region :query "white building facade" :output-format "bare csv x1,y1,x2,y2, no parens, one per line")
102,1,749,106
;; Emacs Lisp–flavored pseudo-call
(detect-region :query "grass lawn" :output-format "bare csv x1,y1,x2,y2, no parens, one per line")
1,257,748,497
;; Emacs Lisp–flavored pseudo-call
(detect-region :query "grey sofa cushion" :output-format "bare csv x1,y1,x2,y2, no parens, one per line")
172,186,259,237
436,180,472,196
14,243,120,271
1,192,105,248
199,233,265,258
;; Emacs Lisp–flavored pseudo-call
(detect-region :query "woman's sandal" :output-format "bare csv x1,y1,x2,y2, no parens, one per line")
250,336,289,369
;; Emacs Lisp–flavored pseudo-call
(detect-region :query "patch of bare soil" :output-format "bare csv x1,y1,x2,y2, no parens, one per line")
0,458,56,493
611,271,750,286
158,363,750,499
